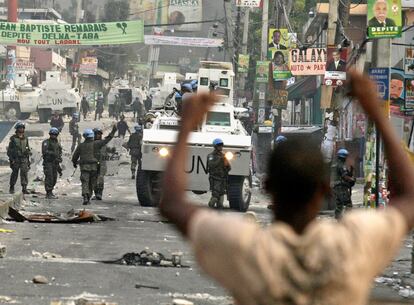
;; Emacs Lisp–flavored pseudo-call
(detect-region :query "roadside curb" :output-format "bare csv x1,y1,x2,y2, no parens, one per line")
0,192,22,220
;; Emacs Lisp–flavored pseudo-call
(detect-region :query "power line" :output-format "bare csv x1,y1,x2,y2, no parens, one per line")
144,18,222,28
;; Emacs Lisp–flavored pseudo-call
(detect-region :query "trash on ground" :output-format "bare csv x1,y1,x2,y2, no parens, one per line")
399,287,414,298
32,250,62,259
8,207,115,223
102,250,185,268
0,243,6,258
135,283,159,289
33,275,48,284
173,299,194,305
0,295,17,303
0,228,14,233
50,292,117,305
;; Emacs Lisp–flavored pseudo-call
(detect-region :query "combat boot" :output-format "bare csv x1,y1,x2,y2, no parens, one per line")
46,191,58,199
131,171,135,180
96,193,102,201
9,186,14,194
22,186,29,194
82,195,90,205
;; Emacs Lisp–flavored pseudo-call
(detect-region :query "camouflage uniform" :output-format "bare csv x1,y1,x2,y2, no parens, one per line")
7,134,31,193
207,149,231,208
94,135,115,199
72,128,116,202
69,118,81,153
127,132,142,177
42,138,62,195
334,158,355,219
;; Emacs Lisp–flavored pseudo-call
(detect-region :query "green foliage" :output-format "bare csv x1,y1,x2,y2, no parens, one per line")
103,0,130,22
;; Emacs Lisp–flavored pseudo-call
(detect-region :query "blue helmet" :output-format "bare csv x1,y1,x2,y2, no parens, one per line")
175,92,182,100
181,83,193,92
83,128,94,139
275,135,287,144
93,128,103,134
15,122,25,130
337,148,349,158
213,138,224,146
49,127,59,135
190,79,198,90
134,125,142,132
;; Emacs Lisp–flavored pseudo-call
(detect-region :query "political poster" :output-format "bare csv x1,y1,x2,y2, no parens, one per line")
238,54,250,73
133,0,169,25
268,28,289,53
270,49,291,80
390,68,405,108
0,20,144,47
324,47,347,86
289,48,327,76
235,0,261,7
269,89,288,109
368,68,390,101
168,0,203,31
256,61,270,83
404,77,414,109
405,48,414,75
367,0,402,39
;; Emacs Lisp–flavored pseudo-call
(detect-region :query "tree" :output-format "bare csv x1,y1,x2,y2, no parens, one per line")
103,0,129,22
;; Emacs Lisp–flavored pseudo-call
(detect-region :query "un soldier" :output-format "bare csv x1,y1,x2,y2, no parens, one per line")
207,138,231,209
93,128,115,200
69,113,81,153
7,122,31,194
334,148,356,219
72,125,117,205
127,125,143,179
42,127,62,199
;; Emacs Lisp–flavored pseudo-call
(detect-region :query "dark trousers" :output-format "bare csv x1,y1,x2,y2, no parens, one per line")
10,160,29,189
44,162,58,192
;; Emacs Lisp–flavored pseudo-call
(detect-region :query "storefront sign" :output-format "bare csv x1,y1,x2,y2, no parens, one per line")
290,48,327,76
0,20,144,47
369,67,390,101
15,59,34,71
367,0,402,39
270,89,288,109
79,57,98,75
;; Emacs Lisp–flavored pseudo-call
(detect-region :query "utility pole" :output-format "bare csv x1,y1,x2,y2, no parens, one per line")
234,6,241,76
260,0,269,61
238,8,250,98
6,0,17,83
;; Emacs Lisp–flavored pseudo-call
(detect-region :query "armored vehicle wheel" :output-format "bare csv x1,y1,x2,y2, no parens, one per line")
228,175,252,212
38,109,50,123
19,112,31,120
136,169,162,207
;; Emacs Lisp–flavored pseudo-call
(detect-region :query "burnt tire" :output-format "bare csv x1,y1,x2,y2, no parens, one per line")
228,175,252,212
136,169,161,207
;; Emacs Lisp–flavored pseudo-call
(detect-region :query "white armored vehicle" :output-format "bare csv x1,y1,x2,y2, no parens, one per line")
137,62,252,211
107,78,143,116
37,71,80,123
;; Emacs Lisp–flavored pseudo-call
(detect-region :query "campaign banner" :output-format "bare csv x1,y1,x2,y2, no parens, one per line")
256,61,270,83
168,0,203,31
79,57,98,75
270,49,291,80
289,48,327,76
144,35,223,47
367,0,402,39
268,28,289,55
235,0,261,7
390,68,405,109
368,68,390,101
324,47,347,86
0,20,144,47
238,54,249,73
405,48,414,75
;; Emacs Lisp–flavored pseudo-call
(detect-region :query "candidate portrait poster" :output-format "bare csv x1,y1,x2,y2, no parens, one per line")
324,47,347,86
367,0,402,38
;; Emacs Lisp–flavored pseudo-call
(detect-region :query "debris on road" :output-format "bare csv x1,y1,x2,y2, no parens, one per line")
173,299,194,305
0,243,6,258
8,207,115,223
0,228,14,233
102,250,184,268
32,250,62,259
32,275,49,284
50,292,117,305
0,295,17,303
134,283,159,290
168,293,233,303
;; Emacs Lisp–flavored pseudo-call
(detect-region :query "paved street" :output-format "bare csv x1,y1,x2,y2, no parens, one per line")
0,117,413,305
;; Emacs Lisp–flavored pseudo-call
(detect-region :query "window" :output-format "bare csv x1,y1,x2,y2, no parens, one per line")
200,77,209,86
206,112,231,127
219,78,229,87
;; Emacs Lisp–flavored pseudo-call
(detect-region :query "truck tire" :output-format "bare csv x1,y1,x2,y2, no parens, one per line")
38,109,50,123
5,104,21,120
19,113,31,120
136,170,161,207
228,175,252,212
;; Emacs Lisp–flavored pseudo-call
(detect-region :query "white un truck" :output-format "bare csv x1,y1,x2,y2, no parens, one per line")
136,62,252,212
